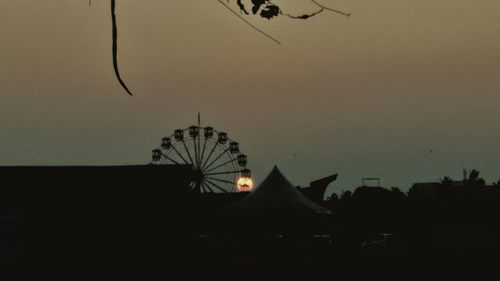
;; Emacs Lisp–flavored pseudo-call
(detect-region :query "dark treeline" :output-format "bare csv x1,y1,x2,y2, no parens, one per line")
323,169,500,255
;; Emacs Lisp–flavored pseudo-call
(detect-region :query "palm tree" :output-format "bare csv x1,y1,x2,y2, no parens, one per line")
465,169,486,186
467,169,480,182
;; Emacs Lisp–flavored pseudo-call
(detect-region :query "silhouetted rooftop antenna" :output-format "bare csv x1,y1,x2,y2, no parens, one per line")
362,178,381,187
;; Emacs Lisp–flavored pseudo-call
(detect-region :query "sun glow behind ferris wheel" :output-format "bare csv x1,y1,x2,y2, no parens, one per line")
151,114,252,193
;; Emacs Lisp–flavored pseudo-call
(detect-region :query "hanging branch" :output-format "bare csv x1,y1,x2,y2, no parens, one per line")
229,1,351,39
88,0,350,96
280,8,325,20
111,0,133,96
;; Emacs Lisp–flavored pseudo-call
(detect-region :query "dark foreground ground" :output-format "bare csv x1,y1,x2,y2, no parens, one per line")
2,209,499,278
1,166,500,277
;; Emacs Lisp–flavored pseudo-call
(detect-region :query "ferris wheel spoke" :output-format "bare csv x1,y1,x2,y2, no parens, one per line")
201,181,215,193
203,147,231,171
194,181,203,193
201,142,219,169
171,145,190,165
205,170,242,176
204,178,229,193
160,152,181,165
181,140,195,167
200,137,208,168
203,158,239,174
205,176,236,186
197,130,202,168
192,138,199,169
189,181,196,190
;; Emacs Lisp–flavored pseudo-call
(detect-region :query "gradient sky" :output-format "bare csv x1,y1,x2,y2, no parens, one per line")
1,0,499,194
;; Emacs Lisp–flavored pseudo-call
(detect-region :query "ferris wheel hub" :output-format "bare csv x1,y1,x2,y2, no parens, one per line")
193,169,204,182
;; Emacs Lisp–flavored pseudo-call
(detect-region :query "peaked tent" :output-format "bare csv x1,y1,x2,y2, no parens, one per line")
226,166,332,215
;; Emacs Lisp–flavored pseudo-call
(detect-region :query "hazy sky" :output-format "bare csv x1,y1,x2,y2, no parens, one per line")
1,0,499,193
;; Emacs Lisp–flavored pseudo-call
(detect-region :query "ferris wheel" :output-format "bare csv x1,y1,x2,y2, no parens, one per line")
151,116,251,193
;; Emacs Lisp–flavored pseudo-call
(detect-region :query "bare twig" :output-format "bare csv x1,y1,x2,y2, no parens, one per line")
310,0,351,18
216,0,281,45
281,8,325,20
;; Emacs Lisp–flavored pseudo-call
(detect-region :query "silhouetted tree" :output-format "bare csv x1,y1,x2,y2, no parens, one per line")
464,169,486,186
440,176,453,186
467,169,480,182
328,193,339,202
340,190,352,200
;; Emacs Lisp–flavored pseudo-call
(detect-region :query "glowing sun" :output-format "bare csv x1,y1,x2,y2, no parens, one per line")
237,177,254,192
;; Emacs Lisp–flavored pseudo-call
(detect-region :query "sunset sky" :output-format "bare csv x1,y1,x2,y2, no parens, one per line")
1,0,499,193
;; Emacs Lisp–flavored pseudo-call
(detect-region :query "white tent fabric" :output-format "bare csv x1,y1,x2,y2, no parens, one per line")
226,166,332,214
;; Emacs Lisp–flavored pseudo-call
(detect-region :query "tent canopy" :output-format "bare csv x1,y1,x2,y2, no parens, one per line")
226,166,332,215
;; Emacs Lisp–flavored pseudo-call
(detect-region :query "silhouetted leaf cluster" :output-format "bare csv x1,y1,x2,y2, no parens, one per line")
236,0,278,19
260,4,280,19
234,0,335,20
